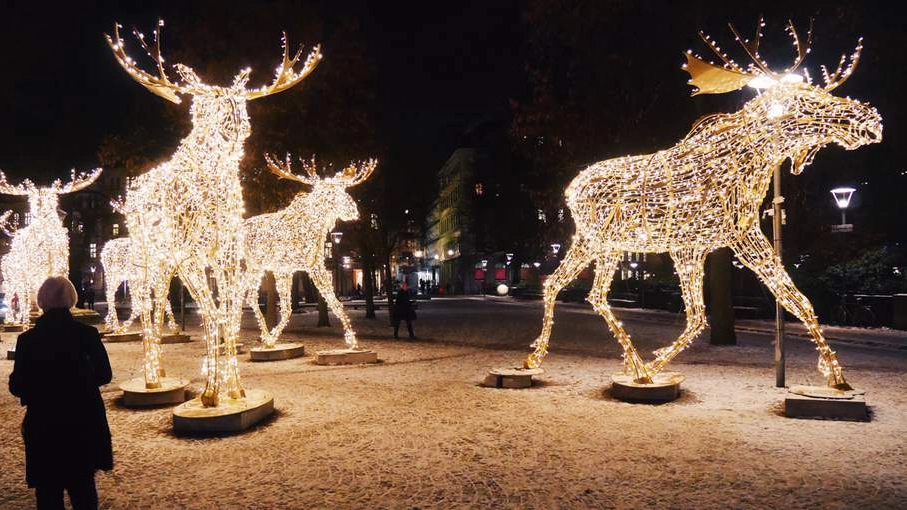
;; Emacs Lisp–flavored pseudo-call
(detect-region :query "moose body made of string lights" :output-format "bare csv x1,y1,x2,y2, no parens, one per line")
107,20,321,405
524,20,882,390
243,156,376,349
100,237,176,334
0,169,102,324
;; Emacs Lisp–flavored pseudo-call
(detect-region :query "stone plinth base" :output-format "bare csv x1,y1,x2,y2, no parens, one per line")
250,343,305,361
7,348,15,360
3,324,26,332
121,377,190,407
610,372,685,403
70,309,102,325
484,367,544,388
104,331,143,343
315,349,378,365
172,389,274,434
161,333,192,344
785,385,868,421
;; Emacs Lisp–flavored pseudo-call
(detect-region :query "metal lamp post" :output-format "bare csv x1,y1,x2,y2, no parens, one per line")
331,231,343,296
831,187,856,232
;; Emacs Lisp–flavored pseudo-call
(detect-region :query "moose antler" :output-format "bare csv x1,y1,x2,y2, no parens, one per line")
265,154,376,187
684,18,825,95
246,34,322,100
52,168,103,194
821,38,863,91
0,171,35,196
106,20,184,104
334,159,378,187
265,153,320,186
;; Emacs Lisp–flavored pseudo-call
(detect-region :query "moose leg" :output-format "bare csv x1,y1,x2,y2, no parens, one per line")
103,278,122,331
646,249,708,376
247,274,272,345
268,273,294,346
524,237,592,369
134,278,162,389
309,266,358,349
586,252,652,383
177,261,223,406
730,229,850,389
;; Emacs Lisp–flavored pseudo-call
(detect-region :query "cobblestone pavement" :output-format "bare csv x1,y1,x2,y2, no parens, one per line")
1,299,905,509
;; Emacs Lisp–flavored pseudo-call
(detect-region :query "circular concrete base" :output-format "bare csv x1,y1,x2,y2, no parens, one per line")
250,343,305,361
610,372,685,403
2,324,27,332
7,348,15,360
104,331,143,343
161,333,192,344
484,367,544,388
785,385,868,421
315,348,378,365
172,388,274,434
120,376,190,407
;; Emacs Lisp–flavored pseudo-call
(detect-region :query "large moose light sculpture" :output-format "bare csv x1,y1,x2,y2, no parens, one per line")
244,155,376,350
0,169,102,324
100,237,176,334
524,20,882,390
107,20,321,405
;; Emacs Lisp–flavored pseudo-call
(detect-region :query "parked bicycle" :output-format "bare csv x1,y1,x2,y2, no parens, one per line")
831,295,877,327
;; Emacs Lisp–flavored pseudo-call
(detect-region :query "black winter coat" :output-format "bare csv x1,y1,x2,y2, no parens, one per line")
392,291,417,321
8,309,113,487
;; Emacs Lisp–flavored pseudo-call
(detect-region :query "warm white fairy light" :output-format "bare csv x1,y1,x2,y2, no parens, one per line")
107,20,321,405
525,21,882,390
244,156,376,349
100,237,176,334
0,169,102,324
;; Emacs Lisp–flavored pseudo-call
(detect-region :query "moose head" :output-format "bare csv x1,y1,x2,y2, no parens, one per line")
106,20,322,143
264,154,377,224
0,168,103,224
684,18,883,173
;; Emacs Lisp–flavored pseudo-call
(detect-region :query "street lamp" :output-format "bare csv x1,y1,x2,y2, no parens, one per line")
831,186,856,229
330,232,343,295
331,231,343,244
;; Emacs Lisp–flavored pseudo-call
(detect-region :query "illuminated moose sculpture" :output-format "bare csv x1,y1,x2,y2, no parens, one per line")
244,155,376,349
0,169,102,324
525,21,882,390
107,21,321,404
100,237,176,334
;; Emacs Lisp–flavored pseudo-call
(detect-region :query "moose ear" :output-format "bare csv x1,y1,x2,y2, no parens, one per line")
683,52,752,95
791,146,822,174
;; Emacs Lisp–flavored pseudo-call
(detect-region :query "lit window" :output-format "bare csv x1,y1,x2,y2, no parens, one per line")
24,212,31,225
112,223,120,236
475,183,484,196
89,243,97,259
78,223,84,233
538,209,546,223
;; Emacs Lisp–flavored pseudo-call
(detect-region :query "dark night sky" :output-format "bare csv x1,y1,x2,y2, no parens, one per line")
1,0,904,223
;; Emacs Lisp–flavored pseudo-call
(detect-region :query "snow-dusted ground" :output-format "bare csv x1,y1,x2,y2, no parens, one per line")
1,297,905,509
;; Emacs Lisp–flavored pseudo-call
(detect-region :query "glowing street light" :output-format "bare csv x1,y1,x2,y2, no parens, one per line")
331,231,344,244
831,187,856,227
551,243,561,255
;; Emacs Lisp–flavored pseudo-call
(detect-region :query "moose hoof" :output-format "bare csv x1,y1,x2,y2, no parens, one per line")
484,367,544,389
610,372,684,403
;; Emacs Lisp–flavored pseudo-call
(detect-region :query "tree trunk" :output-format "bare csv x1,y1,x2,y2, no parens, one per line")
317,292,330,327
264,271,278,330
708,247,737,345
363,255,376,319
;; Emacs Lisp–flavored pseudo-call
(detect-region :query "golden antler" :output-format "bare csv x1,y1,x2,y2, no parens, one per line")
246,33,322,100
106,20,184,104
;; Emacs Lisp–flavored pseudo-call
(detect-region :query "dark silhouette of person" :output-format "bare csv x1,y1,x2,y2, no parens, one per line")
391,288,417,339
85,286,95,310
9,276,113,510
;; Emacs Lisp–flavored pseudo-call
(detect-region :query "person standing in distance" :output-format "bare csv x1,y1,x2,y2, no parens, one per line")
9,276,113,510
392,288,417,339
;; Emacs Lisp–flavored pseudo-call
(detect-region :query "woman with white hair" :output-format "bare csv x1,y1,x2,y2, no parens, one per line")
9,276,112,510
